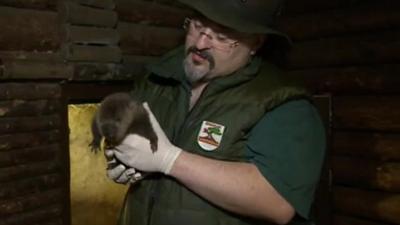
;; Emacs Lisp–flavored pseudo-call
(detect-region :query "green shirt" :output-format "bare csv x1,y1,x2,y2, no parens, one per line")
246,99,326,224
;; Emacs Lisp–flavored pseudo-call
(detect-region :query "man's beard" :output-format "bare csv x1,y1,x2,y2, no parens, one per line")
183,46,215,84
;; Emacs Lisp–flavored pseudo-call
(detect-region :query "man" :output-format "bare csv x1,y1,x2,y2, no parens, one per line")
106,0,326,224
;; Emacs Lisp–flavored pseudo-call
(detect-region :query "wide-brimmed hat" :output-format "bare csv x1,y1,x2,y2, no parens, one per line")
178,0,291,44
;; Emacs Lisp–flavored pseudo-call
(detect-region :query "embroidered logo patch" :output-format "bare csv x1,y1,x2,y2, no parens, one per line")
197,121,225,151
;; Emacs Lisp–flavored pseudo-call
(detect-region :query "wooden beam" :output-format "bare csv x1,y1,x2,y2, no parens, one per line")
71,0,115,9
64,24,120,45
287,31,400,68
115,0,193,26
0,83,61,100
333,156,400,192
0,115,60,134
62,83,132,102
333,186,400,224
0,131,61,151
333,132,400,161
0,100,61,117
280,1,400,40
0,189,64,216
287,64,400,94
62,44,121,63
0,160,60,183
0,0,57,11
1,59,73,80
0,145,60,167
0,6,60,51
72,63,135,81
333,96,400,131
0,174,63,199
0,204,63,225
59,1,117,27
118,22,184,56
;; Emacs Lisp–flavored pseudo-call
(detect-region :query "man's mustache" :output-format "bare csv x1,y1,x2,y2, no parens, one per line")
187,46,215,70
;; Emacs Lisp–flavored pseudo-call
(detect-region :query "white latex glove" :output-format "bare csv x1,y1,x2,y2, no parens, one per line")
113,102,182,174
105,149,143,184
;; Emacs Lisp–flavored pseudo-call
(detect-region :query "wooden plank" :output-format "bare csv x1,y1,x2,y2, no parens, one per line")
63,44,121,63
118,22,184,56
333,96,400,131
0,100,61,117
0,83,61,100
0,0,57,11
71,0,115,9
0,6,60,51
333,156,400,192
287,31,400,68
59,1,117,27
1,59,73,80
72,63,135,80
0,161,60,183
64,24,120,45
333,214,391,225
62,83,132,101
0,131,61,151
0,115,60,134
287,64,400,94
0,174,63,199
280,1,400,40
0,188,64,216
333,186,400,224
0,144,60,167
0,204,63,225
115,0,193,26
333,132,400,161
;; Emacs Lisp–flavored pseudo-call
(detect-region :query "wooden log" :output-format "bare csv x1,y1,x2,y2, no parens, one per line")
287,64,400,94
62,44,121,63
72,63,134,80
333,214,391,225
280,1,400,40
333,96,400,131
0,204,63,225
62,83,132,101
0,83,61,100
333,132,400,161
333,186,400,224
0,160,60,183
70,0,115,9
0,100,61,117
0,131,61,151
0,188,64,216
0,0,57,10
333,156,400,192
0,7,60,52
115,0,193,26
287,31,400,68
0,174,63,199
122,55,157,77
59,1,117,27
118,22,184,56
64,24,120,45
0,115,60,134
1,59,73,80
0,144,60,167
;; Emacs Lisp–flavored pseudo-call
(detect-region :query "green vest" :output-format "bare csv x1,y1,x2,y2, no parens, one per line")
118,47,309,225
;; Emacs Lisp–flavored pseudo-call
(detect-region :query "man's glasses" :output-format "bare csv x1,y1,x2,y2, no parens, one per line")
183,18,239,52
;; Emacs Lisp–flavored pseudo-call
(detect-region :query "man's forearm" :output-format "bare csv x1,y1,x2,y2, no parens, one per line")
169,151,295,224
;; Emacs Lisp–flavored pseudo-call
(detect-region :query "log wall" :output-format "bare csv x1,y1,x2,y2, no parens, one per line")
281,0,400,224
0,83,70,225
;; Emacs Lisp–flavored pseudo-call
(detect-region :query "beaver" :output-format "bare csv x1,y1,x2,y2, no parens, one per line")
89,92,158,168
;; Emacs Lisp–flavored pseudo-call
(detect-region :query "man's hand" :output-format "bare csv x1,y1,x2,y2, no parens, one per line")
105,149,143,184
113,103,182,174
